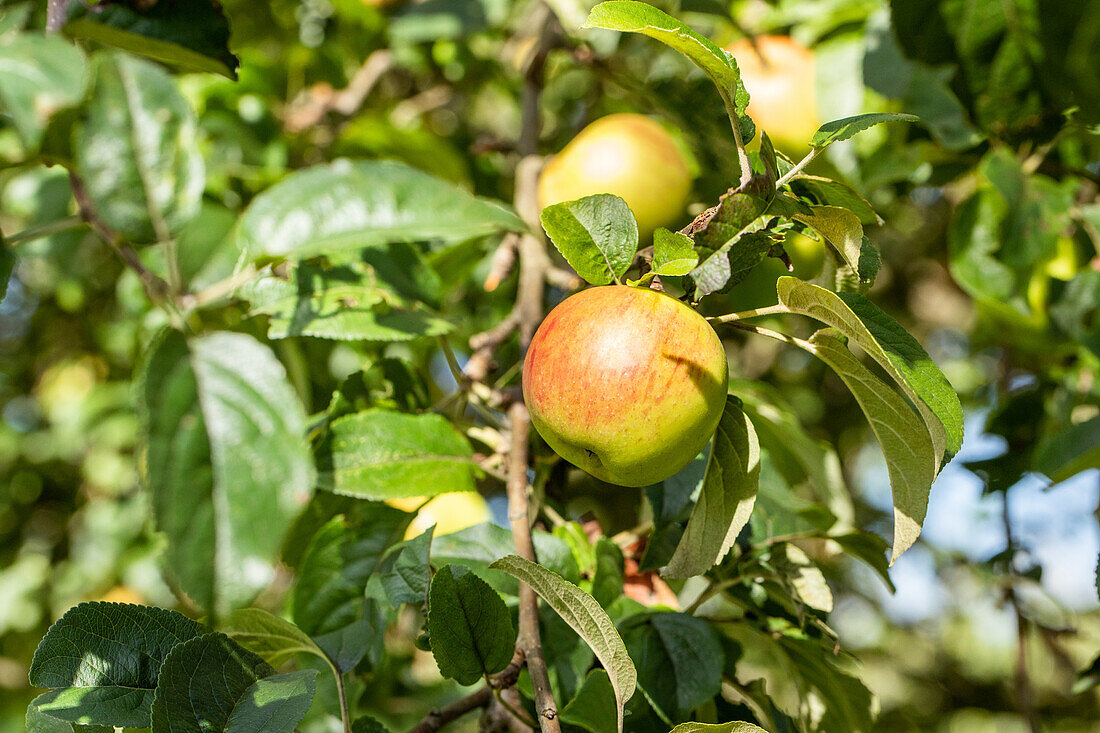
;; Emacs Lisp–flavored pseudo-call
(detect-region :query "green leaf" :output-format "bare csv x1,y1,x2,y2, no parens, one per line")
560,670,617,733
789,176,881,226
732,380,853,528
791,206,876,285
352,715,393,733
592,537,625,608
687,181,781,297
651,228,698,277
28,602,203,728
540,194,639,285
777,277,964,465
237,160,523,261
584,1,749,114
801,330,936,562
150,633,317,733
75,52,203,244
174,202,239,292
26,699,110,733
1051,270,1100,358
669,723,768,733
321,409,478,499
664,396,760,579
292,504,412,672
726,625,874,732
490,554,636,733
0,33,85,149
426,565,516,685
63,0,238,79
242,258,452,342
620,613,723,720
831,532,896,593
774,543,833,612
1034,416,1100,483
139,330,315,618
809,113,919,147
379,525,434,607
222,609,330,670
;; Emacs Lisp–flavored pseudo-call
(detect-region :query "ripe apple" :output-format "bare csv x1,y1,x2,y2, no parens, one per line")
523,285,728,487
726,36,820,154
538,114,693,241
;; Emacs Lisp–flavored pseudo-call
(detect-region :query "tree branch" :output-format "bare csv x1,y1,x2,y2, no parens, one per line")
506,403,559,731
406,687,493,733
498,7,562,731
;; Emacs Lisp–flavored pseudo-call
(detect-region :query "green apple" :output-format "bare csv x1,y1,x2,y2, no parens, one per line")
538,114,693,241
726,36,820,155
523,285,728,487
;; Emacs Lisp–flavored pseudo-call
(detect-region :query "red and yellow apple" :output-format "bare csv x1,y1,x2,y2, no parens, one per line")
726,36,820,155
538,114,693,241
522,285,728,487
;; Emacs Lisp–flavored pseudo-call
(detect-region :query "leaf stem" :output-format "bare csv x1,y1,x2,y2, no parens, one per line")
707,303,790,324
439,336,471,391
719,320,811,350
721,90,754,189
775,146,820,188
4,215,85,245
492,686,537,728
334,670,352,733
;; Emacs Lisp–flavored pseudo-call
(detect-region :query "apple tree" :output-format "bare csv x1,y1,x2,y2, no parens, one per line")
1,0,1097,732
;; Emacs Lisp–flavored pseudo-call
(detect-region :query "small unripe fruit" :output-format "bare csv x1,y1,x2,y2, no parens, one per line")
726,36,820,154
523,286,728,487
538,114,693,241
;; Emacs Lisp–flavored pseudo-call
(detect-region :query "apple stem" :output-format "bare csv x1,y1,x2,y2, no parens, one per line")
708,303,790,324
775,146,820,187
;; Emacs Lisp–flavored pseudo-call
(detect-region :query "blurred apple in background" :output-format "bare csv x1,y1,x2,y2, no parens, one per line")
388,492,492,539
538,114,694,241
726,36,821,155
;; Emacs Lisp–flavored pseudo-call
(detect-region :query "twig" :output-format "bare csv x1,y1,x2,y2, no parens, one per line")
407,686,493,733
284,49,393,132
484,233,520,291
68,172,175,309
775,147,819,188
1002,490,1041,733
46,0,70,31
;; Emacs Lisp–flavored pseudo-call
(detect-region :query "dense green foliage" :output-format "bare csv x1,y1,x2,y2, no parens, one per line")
0,0,1098,732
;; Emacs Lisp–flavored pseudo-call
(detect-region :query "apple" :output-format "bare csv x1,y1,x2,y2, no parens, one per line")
523,285,728,487
388,492,492,539
538,114,693,241
726,36,820,154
